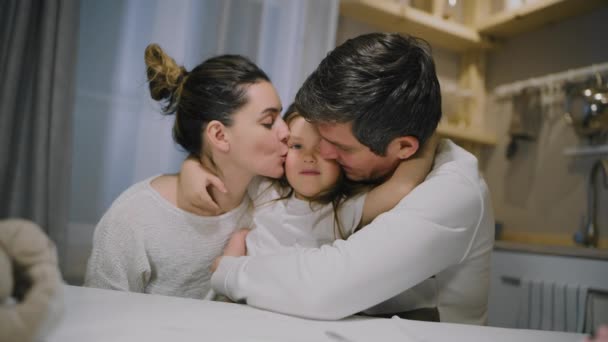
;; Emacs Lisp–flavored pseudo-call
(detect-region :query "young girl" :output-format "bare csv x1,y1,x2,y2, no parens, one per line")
84,44,289,299
182,104,435,262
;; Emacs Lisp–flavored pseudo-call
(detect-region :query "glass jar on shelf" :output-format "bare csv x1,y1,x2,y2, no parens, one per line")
440,78,470,127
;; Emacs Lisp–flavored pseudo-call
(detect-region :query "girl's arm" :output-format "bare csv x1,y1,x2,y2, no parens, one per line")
360,135,439,227
179,157,227,211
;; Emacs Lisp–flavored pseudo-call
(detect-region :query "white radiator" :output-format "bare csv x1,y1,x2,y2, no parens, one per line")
503,276,589,332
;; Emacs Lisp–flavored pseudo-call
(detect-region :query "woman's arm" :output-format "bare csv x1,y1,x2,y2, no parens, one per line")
360,135,438,226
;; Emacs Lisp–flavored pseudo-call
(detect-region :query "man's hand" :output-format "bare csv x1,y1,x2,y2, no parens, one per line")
179,157,227,213
211,228,250,273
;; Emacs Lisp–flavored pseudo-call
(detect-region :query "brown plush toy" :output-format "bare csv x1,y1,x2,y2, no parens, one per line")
0,218,64,342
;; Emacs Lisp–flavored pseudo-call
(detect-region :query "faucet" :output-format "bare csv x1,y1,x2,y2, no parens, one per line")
575,159,608,247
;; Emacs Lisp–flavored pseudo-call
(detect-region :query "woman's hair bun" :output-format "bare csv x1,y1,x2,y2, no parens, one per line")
144,43,187,106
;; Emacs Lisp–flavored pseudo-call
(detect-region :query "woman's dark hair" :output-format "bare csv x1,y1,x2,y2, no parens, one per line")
144,43,270,157
266,104,368,239
295,33,442,155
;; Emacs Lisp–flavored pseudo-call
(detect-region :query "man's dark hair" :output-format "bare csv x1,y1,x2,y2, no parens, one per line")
295,33,441,156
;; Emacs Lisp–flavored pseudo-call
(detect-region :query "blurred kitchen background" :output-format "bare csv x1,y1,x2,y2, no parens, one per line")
1,0,607,335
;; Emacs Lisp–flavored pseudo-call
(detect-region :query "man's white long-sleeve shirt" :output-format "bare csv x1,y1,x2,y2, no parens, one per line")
211,139,495,324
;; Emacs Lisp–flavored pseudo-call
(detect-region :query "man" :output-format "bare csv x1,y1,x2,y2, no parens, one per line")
210,33,494,325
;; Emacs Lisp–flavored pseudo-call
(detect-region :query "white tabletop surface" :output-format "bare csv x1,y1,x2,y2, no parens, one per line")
47,285,586,342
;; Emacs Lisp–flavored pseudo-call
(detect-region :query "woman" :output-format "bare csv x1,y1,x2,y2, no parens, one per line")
84,44,289,299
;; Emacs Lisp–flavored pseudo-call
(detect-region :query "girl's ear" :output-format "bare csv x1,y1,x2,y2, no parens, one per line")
205,120,230,153
392,136,419,160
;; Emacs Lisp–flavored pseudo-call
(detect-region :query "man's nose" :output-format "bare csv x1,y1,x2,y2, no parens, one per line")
319,139,337,159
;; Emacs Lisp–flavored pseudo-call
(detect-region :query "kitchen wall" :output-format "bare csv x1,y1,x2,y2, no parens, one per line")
483,6,608,243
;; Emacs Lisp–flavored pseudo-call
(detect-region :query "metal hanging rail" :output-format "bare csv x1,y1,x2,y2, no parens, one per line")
494,62,608,99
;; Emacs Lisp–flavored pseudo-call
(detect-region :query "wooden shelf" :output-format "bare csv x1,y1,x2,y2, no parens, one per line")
436,123,497,146
340,0,487,52
477,0,608,38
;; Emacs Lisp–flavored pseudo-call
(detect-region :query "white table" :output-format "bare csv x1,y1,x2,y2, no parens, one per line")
47,286,586,342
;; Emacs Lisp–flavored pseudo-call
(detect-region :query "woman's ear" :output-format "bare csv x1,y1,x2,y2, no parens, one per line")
205,120,230,153
393,136,419,160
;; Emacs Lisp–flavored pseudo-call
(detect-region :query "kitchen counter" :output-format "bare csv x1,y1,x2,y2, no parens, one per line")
495,240,608,260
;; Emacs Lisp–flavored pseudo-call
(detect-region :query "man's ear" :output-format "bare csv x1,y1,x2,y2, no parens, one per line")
393,136,419,160
205,120,230,153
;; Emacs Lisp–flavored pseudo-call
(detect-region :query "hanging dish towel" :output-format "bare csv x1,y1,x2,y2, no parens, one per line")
507,87,543,159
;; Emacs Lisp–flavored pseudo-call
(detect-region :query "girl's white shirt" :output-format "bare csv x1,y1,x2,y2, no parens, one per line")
245,178,366,256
